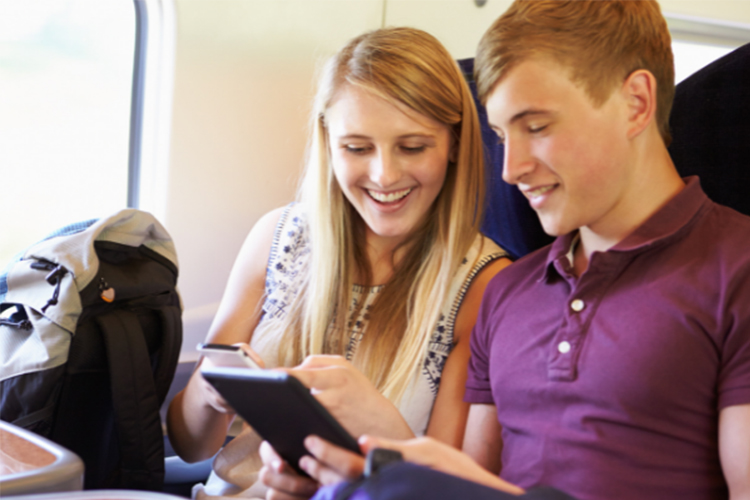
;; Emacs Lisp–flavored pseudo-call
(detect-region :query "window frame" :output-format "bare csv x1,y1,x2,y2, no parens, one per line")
130,0,176,222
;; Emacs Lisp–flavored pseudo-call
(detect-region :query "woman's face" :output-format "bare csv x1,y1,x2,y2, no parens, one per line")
325,85,453,252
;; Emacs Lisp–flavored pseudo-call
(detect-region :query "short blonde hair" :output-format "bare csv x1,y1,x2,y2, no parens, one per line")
476,0,675,144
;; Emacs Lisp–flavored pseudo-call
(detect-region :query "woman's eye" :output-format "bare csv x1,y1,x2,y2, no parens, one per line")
529,124,548,134
344,145,370,154
401,145,426,154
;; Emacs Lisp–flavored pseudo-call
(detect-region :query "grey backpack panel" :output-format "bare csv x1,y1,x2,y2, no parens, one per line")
0,209,182,491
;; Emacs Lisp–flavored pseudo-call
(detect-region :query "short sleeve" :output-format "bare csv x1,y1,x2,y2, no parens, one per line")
464,279,497,404
717,262,750,410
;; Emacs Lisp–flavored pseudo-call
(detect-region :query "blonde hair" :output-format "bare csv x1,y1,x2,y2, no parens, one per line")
475,0,675,145
278,27,485,403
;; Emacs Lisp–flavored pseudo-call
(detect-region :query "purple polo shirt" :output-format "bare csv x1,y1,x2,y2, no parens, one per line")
466,177,750,500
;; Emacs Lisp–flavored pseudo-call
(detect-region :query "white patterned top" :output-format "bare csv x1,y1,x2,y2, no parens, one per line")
250,203,507,435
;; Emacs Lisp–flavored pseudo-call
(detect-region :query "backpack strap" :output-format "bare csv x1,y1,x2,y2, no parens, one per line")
151,304,182,403
96,309,165,490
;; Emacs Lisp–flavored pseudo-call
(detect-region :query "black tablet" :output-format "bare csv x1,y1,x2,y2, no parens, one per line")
201,366,362,475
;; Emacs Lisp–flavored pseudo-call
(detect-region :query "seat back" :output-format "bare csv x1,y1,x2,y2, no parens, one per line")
458,58,554,260
669,42,750,216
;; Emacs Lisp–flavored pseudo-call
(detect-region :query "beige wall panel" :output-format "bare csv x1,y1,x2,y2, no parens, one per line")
169,0,383,355
384,0,512,59
168,0,749,357
385,0,750,61
660,0,750,25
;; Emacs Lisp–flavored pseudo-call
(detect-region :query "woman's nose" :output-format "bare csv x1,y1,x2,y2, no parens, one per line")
369,150,401,187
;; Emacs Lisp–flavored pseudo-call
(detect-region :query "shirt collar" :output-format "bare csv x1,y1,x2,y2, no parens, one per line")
541,176,711,281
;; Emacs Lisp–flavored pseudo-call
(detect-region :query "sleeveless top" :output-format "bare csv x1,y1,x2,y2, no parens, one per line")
250,203,508,435
195,204,507,499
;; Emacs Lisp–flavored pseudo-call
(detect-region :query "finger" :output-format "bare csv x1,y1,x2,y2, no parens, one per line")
299,455,351,487
259,440,282,465
359,435,439,467
235,342,266,368
285,366,342,391
358,435,404,455
302,354,349,368
264,482,308,500
305,436,365,480
259,464,319,498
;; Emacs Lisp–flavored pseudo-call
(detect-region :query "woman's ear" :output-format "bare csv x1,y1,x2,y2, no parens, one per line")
622,69,657,140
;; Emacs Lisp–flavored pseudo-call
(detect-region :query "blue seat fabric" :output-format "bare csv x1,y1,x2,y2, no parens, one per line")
458,58,554,260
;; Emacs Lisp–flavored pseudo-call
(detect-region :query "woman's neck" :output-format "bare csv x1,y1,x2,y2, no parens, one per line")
361,231,410,286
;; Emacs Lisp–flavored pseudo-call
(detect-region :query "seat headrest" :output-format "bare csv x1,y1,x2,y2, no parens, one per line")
458,58,554,260
669,42,750,216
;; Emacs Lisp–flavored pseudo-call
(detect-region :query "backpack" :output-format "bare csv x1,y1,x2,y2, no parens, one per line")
0,209,182,491
314,457,578,500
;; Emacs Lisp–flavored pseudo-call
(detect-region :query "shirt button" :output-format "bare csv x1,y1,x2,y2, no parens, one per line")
570,299,585,312
558,341,571,354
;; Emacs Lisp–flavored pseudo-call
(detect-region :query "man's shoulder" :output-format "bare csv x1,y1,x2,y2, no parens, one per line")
700,201,750,253
484,242,554,295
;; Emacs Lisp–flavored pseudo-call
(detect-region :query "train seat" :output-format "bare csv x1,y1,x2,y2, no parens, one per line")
669,42,750,216
459,42,750,260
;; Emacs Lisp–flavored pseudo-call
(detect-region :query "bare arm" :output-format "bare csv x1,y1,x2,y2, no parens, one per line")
426,257,511,447
719,403,750,499
166,207,284,462
463,403,503,475
286,435,523,495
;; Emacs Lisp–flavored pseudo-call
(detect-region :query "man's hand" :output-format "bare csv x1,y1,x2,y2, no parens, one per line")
199,342,265,414
298,434,524,496
358,435,523,494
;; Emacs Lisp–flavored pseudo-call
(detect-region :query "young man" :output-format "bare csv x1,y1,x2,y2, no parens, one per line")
259,1,750,499
461,1,750,498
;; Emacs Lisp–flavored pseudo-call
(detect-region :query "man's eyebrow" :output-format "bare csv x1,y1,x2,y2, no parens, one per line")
489,109,552,132
508,109,552,124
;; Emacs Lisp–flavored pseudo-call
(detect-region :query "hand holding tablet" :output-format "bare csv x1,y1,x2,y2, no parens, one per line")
200,366,362,476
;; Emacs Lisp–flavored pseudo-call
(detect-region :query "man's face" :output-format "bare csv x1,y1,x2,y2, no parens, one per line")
485,58,633,238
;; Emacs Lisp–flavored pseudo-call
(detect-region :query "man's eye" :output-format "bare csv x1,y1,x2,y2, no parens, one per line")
529,124,548,134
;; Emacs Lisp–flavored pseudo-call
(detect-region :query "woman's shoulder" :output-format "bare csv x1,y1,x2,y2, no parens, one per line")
459,234,509,274
474,233,508,260
251,203,308,248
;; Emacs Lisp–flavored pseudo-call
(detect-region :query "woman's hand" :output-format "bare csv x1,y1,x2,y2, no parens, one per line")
283,355,414,440
258,441,320,500
199,342,265,414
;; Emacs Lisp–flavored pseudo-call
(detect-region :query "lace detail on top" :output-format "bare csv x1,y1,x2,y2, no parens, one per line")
251,203,507,435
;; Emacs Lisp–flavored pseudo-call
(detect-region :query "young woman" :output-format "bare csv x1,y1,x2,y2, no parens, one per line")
167,26,511,498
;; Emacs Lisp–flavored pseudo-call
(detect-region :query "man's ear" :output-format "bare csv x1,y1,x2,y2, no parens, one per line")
621,69,657,139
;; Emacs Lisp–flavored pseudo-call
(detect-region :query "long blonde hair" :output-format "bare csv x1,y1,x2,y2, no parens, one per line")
278,27,485,403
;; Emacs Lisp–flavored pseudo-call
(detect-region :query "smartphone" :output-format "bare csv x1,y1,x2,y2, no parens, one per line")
201,366,362,476
197,343,262,369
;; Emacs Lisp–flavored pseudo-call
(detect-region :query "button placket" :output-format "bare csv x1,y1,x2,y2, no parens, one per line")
549,294,591,381
548,252,623,382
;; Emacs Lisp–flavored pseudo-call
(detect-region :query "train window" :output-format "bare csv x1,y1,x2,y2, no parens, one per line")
667,13,750,83
0,0,173,268
0,0,133,265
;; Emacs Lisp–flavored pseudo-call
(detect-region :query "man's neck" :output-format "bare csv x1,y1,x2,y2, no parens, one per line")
572,147,685,277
